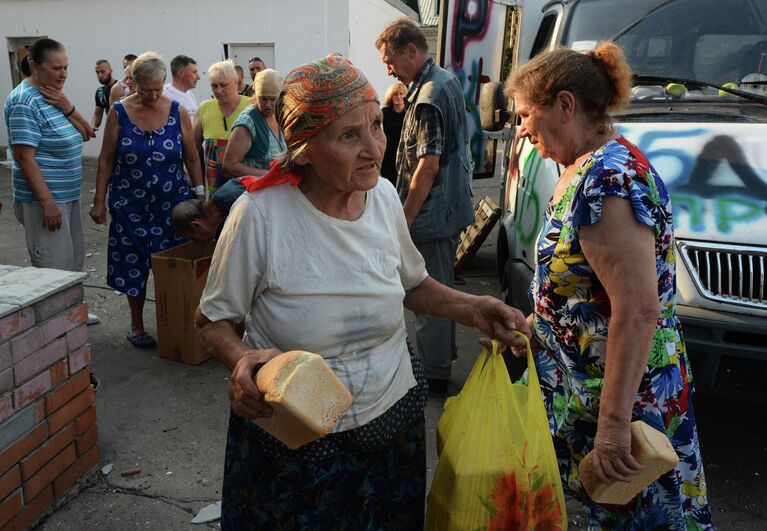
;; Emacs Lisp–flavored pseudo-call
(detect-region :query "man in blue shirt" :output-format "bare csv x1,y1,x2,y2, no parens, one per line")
171,178,245,242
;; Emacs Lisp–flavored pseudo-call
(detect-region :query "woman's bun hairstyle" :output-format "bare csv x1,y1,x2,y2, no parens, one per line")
587,42,632,110
26,38,65,72
505,42,633,125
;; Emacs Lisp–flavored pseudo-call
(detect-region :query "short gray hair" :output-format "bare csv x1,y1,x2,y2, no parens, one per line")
171,199,204,234
376,18,429,54
208,59,238,83
131,51,167,83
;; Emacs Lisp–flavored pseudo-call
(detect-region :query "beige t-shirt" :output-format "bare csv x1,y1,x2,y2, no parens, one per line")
199,179,428,431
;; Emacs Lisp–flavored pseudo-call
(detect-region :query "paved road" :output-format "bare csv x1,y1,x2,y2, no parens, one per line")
0,160,764,529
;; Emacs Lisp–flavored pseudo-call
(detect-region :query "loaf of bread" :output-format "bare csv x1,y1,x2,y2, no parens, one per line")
579,420,679,505
254,350,354,449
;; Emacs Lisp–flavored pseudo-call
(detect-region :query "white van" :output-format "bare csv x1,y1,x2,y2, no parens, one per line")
481,0,767,398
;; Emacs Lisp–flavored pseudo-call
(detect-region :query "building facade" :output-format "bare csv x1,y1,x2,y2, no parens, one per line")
0,0,418,156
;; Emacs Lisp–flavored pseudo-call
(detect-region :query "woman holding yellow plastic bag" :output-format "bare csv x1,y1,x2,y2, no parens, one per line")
502,43,712,529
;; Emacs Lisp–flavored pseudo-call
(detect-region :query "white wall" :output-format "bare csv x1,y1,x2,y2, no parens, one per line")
0,0,357,157
349,0,417,102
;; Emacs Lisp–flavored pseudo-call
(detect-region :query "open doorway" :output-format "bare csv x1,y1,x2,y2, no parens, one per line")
7,36,43,88
225,43,275,77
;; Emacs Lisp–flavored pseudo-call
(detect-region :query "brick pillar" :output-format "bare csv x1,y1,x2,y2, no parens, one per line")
0,266,99,530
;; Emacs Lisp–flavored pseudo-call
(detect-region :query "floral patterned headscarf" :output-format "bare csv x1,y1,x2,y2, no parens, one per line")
278,53,379,150
239,54,379,193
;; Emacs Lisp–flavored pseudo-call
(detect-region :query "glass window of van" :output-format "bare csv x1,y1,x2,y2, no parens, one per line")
564,0,767,88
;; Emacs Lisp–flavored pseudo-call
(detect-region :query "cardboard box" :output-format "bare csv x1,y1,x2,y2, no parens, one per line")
151,241,215,365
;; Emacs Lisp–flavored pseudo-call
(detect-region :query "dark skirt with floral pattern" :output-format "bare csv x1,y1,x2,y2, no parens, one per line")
221,346,429,530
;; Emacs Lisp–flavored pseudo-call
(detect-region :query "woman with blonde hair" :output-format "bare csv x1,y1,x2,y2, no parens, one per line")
223,68,286,177
109,63,136,107
193,59,249,193
381,82,407,186
505,42,712,528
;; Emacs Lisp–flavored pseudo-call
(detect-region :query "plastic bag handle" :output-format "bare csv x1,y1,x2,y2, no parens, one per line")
489,333,542,398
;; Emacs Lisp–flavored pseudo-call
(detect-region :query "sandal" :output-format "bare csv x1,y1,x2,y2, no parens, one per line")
126,332,157,349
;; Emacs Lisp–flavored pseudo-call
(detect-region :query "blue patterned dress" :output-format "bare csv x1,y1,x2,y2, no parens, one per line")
107,100,191,296
530,138,713,529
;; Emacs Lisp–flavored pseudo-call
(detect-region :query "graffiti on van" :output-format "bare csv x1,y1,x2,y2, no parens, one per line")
441,0,503,174
450,0,491,66
515,148,544,246
513,124,767,243
621,125,767,239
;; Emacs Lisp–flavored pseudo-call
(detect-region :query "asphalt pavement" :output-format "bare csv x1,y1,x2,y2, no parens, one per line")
0,159,765,530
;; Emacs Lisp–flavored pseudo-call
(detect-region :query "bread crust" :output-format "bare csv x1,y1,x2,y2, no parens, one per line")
579,421,680,505
256,350,311,399
253,350,354,449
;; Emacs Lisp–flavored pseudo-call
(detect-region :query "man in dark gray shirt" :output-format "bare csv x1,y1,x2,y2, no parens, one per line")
377,18,474,394
92,59,115,130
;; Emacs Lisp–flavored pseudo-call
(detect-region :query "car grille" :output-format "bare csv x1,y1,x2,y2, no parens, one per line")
678,241,767,309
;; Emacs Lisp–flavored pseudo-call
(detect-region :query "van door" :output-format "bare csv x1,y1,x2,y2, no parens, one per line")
437,0,520,179
510,2,565,247
501,5,565,308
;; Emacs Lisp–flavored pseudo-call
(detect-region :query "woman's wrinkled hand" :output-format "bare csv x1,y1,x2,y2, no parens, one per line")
39,85,72,113
228,348,282,420
472,296,531,351
89,203,107,225
591,419,643,484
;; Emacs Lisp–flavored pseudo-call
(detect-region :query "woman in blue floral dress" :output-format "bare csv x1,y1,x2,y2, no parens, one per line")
91,52,204,348
505,43,713,529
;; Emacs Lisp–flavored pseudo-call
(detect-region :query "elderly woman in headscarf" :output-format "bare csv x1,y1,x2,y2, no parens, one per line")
193,60,249,194
222,68,286,177
195,54,530,529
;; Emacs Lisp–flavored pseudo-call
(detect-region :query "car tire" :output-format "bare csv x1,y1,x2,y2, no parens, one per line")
480,81,509,131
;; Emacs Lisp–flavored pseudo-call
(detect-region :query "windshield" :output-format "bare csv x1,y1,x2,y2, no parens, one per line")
565,0,767,92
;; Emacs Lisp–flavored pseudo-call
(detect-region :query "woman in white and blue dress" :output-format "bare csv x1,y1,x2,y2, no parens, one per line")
90,51,204,349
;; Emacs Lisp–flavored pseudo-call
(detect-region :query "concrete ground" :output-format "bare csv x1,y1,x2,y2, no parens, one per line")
0,159,765,530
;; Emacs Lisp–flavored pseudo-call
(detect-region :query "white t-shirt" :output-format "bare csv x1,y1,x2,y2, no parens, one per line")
163,83,198,115
199,179,428,432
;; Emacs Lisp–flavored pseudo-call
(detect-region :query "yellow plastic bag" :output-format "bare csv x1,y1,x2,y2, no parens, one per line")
425,337,567,531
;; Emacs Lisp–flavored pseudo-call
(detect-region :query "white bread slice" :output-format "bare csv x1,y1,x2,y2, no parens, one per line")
254,350,354,449
579,420,680,505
